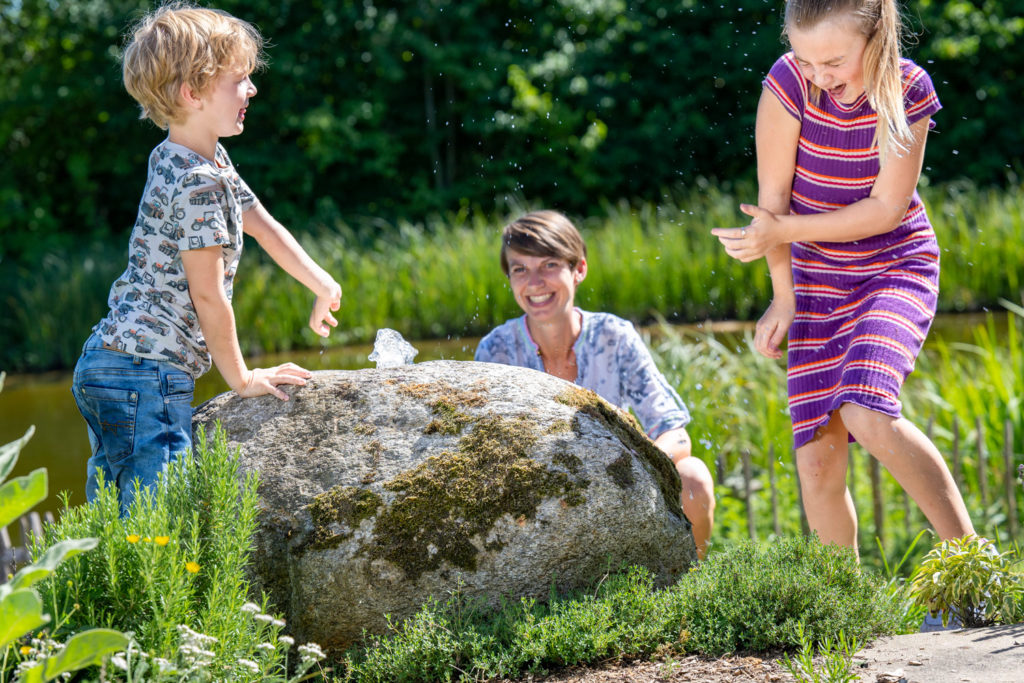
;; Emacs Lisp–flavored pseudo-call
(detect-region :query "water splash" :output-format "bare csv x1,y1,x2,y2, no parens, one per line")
368,328,419,368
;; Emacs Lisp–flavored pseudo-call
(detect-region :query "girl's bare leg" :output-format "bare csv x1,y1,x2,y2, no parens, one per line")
839,403,975,540
796,413,858,549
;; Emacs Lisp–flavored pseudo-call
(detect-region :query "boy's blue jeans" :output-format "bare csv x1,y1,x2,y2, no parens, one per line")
71,333,195,513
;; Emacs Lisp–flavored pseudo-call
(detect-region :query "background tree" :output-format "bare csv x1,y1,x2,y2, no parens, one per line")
1,0,1021,262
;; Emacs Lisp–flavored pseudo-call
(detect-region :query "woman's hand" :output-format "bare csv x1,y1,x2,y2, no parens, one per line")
754,297,794,360
711,204,784,262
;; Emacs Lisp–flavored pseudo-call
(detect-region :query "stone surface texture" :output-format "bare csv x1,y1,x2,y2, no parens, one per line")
192,361,696,650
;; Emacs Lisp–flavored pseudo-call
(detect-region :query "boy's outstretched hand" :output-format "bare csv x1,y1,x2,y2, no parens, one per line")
310,281,343,337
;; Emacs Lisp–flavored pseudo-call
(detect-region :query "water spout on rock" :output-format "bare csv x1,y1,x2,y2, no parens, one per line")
368,328,419,368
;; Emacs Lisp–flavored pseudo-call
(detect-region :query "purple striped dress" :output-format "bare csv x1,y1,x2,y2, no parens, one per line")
763,53,942,449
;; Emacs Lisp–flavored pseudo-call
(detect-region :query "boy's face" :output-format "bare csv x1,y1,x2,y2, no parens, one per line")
194,68,257,140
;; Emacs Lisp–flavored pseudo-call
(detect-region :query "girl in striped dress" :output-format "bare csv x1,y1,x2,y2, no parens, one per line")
712,0,974,551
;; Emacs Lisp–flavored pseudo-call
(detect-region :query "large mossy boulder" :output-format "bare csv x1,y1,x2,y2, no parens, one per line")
192,361,696,650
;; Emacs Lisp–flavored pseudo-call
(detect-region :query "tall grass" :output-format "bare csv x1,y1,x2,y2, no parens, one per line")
929,183,1024,310
909,304,1024,542
650,305,1024,571
2,181,1021,372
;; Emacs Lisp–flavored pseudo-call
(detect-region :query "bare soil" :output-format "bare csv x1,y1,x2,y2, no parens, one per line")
500,653,796,682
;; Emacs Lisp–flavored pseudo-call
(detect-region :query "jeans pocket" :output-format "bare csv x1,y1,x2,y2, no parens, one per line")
78,384,139,465
165,372,194,400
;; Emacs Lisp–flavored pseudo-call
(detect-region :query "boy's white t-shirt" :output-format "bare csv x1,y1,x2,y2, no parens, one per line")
94,139,258,376
474,309,691,440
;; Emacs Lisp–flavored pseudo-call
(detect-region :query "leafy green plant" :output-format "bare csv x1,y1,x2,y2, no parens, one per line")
782,622,860,683
909,535,1024,628
0,371,127,681
32,424,307,680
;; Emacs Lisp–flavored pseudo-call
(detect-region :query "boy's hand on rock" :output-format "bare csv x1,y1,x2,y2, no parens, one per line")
238,363,312,400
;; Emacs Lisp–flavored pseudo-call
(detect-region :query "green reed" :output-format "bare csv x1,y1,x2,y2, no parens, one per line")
1,181,1021,372
909,305,1024,542
927,183,1024,311
649,304,1024,572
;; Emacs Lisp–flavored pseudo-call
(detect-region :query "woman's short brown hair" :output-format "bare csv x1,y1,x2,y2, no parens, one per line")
499,210,587,276
122,3,265,130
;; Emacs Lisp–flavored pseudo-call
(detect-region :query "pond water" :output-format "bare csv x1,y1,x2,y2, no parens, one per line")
0,313,1000,521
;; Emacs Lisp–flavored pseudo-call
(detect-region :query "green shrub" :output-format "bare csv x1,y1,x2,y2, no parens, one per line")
0,371,127,681
671,537,899,655
3,0,1021,265
342,535,900,681
32,425,310,680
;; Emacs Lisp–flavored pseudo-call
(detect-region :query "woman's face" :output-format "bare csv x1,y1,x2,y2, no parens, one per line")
505,249,586,322
787,14,869,104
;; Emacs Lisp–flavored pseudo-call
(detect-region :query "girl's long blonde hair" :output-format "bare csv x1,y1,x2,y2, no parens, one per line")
784,0,911,166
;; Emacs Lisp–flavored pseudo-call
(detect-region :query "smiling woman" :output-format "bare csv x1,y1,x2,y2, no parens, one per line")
474,210,716,558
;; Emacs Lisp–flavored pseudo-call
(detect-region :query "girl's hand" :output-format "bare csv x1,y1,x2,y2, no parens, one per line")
309,281,342,337
754,298,794,360
711,204,783,262
237,363,312,400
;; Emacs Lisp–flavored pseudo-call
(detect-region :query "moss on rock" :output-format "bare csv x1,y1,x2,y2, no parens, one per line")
545,419,573,434
552,450,583,474
398,381,487,407
605,453,635,489
424,400,474,435
353,423,377,436
556,386,683,518
371,414,587,580
306,486,383,550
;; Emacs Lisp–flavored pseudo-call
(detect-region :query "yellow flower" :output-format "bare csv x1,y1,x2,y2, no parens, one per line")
126,534,140,544
154,536,170,546
142,536,152,543
19,645,31,656
185,561,200,574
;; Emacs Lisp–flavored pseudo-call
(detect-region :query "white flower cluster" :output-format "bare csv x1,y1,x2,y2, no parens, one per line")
235,657,261,673
152,656,176,676
244,601,287,629
81,605,328,682
297,642,326,665
14,636,68,678
176,623,218,666
236,602,327,675
109,637,152,674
